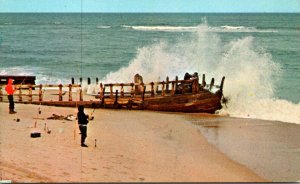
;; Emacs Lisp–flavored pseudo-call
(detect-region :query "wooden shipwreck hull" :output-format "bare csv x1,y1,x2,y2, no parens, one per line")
0,73,225,113
142,91,222,113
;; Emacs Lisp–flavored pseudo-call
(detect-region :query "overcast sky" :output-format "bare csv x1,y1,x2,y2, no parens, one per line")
0,0,299,13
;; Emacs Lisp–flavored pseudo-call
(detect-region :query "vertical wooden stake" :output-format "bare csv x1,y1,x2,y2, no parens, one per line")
114,90,118,105
171,82,175,96
59,84,63,101
150,82,154,97
166,76,169,94
99,83,103,99
120,84,124,97
130,83,134,97
162,82,165,96
39,84,43,102
79,87,83,101
19,86,22,102
110,84,113,98
69,84,72,101
202,74,206,88
210,78,214,90
29,85,32,102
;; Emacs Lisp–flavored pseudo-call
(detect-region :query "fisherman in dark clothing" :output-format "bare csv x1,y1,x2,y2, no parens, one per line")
77,105,89,147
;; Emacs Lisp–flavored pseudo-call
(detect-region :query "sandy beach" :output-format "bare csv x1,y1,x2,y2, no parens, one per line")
0,102,297,182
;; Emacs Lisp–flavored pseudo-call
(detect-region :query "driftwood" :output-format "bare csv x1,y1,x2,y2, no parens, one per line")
47,114,76,121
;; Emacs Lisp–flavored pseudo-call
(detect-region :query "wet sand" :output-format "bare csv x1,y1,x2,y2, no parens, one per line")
0,103,266,182
187,114,300,182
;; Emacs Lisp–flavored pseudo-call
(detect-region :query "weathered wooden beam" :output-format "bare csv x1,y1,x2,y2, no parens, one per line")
58,84,63,101
28,85,33,102
39,84,43,102
209,78,214,90
120,83,124,97
220,76,225,92
150,82,154,97
109,84,113,98
68,84,72,101
171,82,175,96
130,83,134,97
202,74,206,87
166,76,169,93
114,90,118,105
162,81,165,96
79,88,83,101
99,83,103,99
142,86,146,101
19,88,22,102
87,77,91,85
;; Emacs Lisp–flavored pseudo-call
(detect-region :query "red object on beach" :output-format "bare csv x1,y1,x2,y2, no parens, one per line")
5,78,15,95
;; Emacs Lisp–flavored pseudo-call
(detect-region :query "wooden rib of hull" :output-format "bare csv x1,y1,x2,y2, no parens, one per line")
14,90,223,113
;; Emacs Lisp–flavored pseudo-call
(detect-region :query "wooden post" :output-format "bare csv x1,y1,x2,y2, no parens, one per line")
114,90,118,105
142,85,146,102
59,84,63,101
79,87,83,101
39,84,43,102
71,77,75,85
87,77,91,85
109,84,113,98
166,76,169,94
120,84,124,97
68,84,72,101
175,76,178,89
28,85,33,102
99,83,103,99
101,87,105,105
130,83,134,97
220,76,225,92
210,78,214,90
171,82,175,96
162,82,165,96
0,85,2,102
19,86,22,102
202,74,206,88
150,82,154,97
192,77,199,94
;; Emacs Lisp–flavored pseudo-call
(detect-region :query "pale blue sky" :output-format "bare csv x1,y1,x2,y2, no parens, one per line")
0,0,299,13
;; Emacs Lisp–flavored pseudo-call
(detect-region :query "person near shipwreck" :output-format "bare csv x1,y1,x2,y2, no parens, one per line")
77,105,89,147
5,78,17,114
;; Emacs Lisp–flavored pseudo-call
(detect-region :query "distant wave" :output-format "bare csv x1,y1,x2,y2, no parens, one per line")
122,24,277,33
96,25,111,29
122,25,198,32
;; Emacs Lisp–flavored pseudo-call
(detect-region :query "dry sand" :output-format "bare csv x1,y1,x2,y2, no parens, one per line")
0,102,267,182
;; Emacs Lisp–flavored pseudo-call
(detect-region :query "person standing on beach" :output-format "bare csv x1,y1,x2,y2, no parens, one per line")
5,78,17,114
77,105,89,147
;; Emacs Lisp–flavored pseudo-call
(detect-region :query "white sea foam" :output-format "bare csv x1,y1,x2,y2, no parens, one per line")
104,23,299,124
97,25,111,29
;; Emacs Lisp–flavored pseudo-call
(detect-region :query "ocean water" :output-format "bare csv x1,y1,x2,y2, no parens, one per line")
0,13,299,123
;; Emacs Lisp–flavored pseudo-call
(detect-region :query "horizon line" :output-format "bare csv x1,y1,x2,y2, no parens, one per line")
1,11,299,14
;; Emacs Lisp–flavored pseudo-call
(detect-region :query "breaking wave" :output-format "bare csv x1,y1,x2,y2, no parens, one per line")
104,23,299,124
